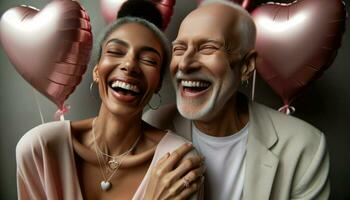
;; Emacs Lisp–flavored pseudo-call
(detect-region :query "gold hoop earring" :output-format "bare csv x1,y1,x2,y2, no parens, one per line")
148,93,161,110
241,79,249,88
90,80,99,100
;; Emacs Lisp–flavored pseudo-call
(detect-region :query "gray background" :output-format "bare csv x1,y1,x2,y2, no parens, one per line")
0,0,349,199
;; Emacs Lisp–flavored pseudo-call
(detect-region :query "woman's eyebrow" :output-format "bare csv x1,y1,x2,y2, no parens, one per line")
105,38,129,47
140,46,161,58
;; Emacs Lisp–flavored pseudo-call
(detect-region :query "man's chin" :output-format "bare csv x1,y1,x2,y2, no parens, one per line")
177,102,212,121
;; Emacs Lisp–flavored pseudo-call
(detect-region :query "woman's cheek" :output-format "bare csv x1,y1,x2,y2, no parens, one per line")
146,68,161,89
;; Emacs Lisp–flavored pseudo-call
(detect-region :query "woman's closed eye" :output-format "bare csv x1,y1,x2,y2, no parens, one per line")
106,49,126,56
140,56,159,66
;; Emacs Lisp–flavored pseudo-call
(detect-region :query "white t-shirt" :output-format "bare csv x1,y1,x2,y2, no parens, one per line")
192,122,248,200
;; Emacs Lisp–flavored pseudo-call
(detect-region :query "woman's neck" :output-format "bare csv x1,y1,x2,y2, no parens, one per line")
94,105,143,156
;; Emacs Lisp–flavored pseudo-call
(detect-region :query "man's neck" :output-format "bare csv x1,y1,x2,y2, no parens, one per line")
194,94,249,137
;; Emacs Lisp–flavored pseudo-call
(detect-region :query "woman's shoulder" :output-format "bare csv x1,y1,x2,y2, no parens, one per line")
17,121,70,148
16,121,70,162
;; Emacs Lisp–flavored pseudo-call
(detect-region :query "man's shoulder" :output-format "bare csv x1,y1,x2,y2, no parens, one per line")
143,104,179,130
253,102,323,143
156,131,200,158
252,102,326,169
251,103,329,198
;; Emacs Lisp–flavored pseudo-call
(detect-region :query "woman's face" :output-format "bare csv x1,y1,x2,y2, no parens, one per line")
95,22,163,117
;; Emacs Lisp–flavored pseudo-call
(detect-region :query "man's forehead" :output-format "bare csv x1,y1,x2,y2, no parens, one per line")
175,3,240,42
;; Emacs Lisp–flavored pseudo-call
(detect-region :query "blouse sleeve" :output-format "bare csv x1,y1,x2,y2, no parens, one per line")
16,126,46,200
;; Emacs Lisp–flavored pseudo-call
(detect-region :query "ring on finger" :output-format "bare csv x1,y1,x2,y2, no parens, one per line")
183,176,190,188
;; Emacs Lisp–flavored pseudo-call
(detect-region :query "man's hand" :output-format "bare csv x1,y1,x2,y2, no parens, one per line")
144,143,205,200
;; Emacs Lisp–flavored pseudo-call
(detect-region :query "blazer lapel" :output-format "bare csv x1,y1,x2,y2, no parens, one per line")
242,102,279,200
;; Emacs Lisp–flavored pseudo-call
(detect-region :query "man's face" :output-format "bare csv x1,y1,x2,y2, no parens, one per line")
170,6,243,121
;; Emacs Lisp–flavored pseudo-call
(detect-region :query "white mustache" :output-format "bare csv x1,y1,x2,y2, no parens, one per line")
175,71,212,82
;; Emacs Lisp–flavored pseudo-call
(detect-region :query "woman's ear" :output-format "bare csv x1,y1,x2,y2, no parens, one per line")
241,50,257,81
155,78,162,94
93,65,99,82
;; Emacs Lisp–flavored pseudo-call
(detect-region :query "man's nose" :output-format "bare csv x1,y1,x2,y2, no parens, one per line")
178,48,200,73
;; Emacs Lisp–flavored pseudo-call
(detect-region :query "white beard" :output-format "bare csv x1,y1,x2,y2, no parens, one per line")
174,70,238,121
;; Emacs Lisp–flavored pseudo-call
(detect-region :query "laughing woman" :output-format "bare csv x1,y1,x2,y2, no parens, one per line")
15,1,204,199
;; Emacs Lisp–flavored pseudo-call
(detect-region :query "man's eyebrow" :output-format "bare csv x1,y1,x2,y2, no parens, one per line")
105,38,129,47
172,40,185,46
200,39,224,45
172,39,224,46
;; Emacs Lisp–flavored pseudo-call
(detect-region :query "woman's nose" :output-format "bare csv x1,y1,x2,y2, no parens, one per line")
120,58,141,75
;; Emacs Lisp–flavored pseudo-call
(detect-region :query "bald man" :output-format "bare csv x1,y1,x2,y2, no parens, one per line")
143,1,330,199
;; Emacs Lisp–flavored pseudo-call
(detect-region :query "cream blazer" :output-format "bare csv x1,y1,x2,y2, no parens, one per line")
143,101,330,200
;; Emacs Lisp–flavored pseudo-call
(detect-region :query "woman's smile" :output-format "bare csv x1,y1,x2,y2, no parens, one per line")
108,78,142,103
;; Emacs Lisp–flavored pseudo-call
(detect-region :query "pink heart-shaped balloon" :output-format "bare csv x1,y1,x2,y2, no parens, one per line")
100,0,176,30
100,0,127,24
196,0,252,9
252,0,346,107
155,0,176,30
1,0,93,108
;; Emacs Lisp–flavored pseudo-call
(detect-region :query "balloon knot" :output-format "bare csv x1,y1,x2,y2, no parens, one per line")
278,104,295,115
54,105,71,121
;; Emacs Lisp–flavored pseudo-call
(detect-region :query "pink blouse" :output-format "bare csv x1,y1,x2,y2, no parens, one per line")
16,121,200,200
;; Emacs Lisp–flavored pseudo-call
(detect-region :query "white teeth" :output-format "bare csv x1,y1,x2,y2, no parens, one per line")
111,80,140,93
181,80,210,88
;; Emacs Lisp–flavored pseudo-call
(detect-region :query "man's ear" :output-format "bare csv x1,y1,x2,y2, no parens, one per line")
241,50,257,81
93,65,99,82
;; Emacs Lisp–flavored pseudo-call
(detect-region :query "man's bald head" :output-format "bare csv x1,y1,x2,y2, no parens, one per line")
178,0,256,54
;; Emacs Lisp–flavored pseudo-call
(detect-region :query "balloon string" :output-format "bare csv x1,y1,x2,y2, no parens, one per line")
251,69,257,101
54,105,70,121
32,88,45,124
278,105,296,115
60,114,65,121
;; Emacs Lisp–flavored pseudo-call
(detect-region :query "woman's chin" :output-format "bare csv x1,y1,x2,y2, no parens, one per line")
105,102,143,118
110,87,139,103
100,89,145,116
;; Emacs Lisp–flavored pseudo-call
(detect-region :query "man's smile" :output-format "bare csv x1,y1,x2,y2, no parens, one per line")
178,79,212,98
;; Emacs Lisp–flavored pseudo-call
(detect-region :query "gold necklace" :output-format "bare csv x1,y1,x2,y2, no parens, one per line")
91,118,142,191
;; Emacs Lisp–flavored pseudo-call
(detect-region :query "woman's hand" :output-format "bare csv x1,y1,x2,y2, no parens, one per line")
144,143,205,200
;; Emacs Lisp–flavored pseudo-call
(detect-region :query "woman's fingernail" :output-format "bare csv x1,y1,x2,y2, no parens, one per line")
186,142,193,147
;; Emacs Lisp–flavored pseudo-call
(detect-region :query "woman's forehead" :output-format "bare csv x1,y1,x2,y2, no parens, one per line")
104,23,162,51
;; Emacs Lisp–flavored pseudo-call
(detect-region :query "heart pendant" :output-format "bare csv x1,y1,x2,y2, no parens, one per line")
100,181,111,191
108,159,120,170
